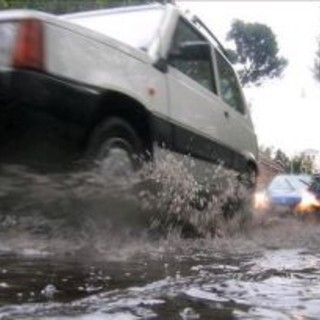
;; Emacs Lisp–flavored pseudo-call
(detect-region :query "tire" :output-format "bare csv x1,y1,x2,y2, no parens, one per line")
85,117,145,175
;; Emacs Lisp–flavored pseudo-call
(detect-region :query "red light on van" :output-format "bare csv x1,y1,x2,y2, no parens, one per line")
13,19,44,70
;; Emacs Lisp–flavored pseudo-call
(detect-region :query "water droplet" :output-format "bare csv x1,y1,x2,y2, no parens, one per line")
180,307,200,319
41,284,57,299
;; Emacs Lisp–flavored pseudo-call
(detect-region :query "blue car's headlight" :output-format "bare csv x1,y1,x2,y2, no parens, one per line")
296,191,320,212
254,191,269,209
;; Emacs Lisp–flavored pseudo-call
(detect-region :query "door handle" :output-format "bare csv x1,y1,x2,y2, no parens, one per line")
224,111,229,118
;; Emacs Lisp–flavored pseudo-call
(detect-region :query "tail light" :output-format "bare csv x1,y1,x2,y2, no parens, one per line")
13,19,44,70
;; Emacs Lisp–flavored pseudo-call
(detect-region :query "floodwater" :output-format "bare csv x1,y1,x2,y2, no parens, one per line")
0,160,320,320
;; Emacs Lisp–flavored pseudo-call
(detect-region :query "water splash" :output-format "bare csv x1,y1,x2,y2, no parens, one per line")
137,154,252,238
0,154,252,256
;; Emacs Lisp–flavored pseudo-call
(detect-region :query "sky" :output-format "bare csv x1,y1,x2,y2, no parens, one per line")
177,1,320,156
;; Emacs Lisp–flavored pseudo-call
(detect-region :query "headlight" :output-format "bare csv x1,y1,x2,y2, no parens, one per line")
297,191,320,212
254,192,268,209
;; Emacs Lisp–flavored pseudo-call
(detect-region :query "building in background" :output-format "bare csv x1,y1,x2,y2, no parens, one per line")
301,149,320,173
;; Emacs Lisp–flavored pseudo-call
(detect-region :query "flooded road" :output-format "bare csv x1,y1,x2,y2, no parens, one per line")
1,164,320,319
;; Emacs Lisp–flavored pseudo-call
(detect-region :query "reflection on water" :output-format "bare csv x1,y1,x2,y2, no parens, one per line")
1,229,320,320
0,160,320,319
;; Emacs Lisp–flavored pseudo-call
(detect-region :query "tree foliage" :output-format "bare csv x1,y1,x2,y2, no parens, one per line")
259,145,316,175
291,154,315,175
273,149,291,172
226,20,288,86
0,0,153,13
314,37,320,82
259,145,274,159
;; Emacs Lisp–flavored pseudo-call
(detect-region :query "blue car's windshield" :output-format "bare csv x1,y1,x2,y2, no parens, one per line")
269,175,311,192
289,175,311,189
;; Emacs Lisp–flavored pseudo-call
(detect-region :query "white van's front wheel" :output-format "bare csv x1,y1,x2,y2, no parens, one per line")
86,117,144,176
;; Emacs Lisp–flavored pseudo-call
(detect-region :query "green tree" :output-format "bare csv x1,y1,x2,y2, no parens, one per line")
259,145,274,159
226,19,288,86
273,148,291,172
0,0,153,13
291,154,315,174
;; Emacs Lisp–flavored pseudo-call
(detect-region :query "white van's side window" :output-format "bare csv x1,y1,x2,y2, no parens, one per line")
216,50,245,114
168,19,216,94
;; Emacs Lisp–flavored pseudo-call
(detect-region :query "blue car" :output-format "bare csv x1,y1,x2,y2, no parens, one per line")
255,174,316,214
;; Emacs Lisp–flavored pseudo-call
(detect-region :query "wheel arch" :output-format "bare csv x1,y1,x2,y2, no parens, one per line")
86,90,154,159
241,151,259,189
247,159,258,176
242,151,258,174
